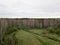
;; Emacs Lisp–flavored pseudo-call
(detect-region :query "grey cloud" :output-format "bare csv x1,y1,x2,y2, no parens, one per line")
0,4,6,8
0,0,60,18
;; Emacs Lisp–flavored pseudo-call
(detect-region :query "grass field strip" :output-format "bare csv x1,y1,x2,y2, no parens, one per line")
23,30,50,45
24,30,60,42
23,30,60,45
16,30,41,45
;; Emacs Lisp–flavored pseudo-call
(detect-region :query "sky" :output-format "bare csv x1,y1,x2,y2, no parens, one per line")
0,0,60,18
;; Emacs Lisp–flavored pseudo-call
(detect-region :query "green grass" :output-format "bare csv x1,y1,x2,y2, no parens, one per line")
15,30,41,45
15,29,60,45
2,29,60,45
28,29,60,45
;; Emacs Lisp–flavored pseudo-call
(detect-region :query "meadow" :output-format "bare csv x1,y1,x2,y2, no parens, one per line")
0,25,60,45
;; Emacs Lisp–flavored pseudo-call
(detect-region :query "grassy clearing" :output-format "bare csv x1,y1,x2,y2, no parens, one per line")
15,29,60,45
1,29,60,45
29,29,60,45
15,30,41,45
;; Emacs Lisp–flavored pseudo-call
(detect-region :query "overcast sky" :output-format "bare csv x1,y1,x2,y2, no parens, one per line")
0,0,60,18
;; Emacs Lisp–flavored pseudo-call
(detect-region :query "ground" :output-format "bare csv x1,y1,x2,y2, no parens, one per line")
14,29,60,45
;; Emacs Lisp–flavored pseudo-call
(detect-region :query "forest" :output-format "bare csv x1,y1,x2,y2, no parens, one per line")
0,18,60,45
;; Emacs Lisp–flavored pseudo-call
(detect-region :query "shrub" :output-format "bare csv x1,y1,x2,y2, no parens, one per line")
47,26,60,36
55,29,60,35
5,25,30,34
1,25,30,45
14,25,30,30
5,25,18,34
2,33,18,45
47,26,55,33
1,25,19,45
